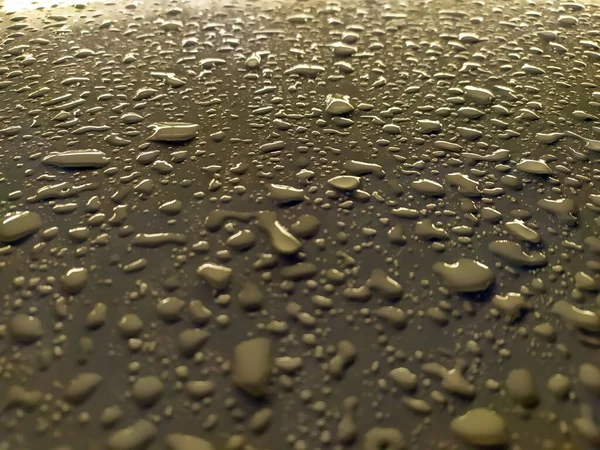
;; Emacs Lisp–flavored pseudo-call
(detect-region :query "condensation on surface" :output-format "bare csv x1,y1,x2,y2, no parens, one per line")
0,0,600,449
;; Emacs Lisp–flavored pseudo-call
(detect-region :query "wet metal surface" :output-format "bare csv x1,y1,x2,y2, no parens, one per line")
1,0,600,448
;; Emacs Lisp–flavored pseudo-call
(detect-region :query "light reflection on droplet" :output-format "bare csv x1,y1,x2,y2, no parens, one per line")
3,0,90,13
